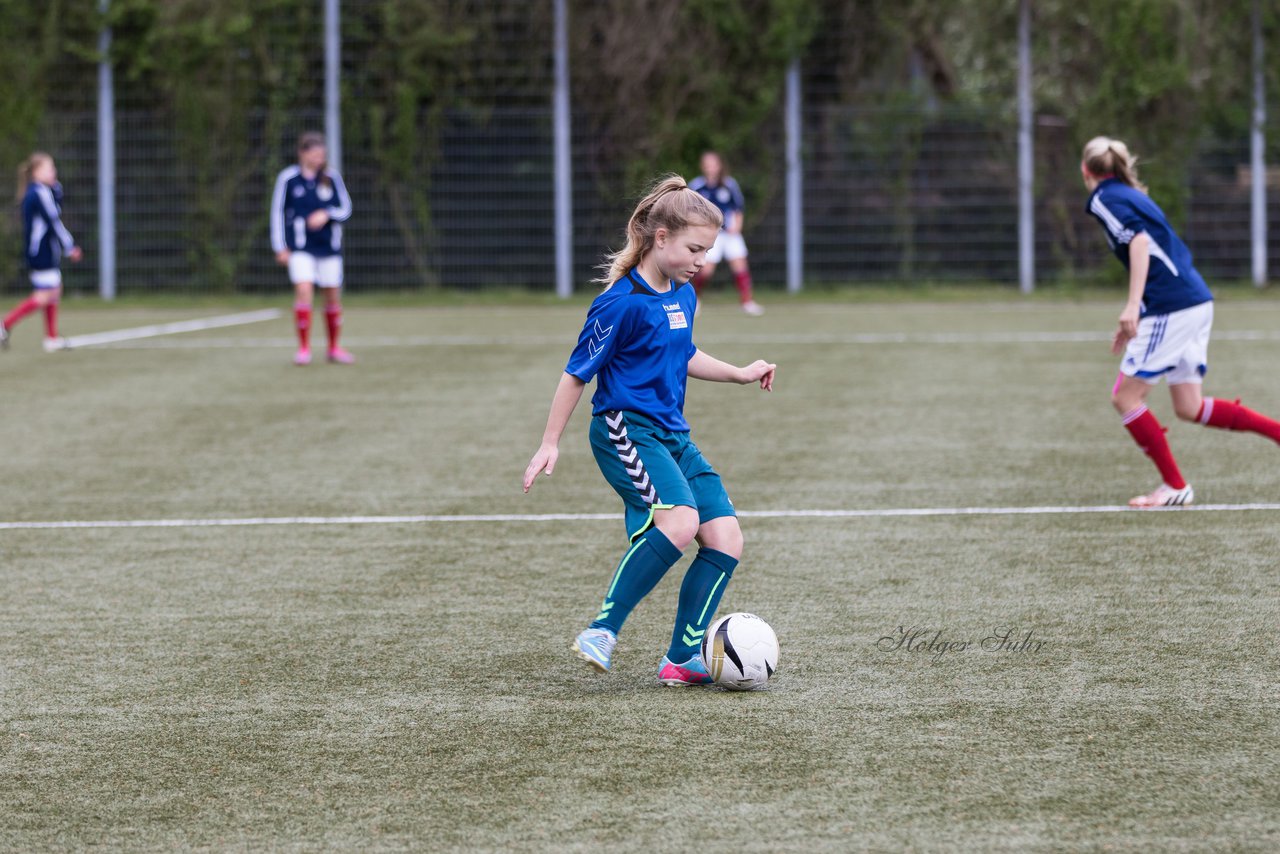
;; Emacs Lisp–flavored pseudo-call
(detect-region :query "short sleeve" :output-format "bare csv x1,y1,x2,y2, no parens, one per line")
727,177,745,213
1089,192,1143,246
565,294,630,382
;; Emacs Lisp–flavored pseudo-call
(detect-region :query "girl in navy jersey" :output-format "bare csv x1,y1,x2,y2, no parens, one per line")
689,151,764,316
1,152,82,353
523,175,776,685
271,132,354,365
1083,136,1280,507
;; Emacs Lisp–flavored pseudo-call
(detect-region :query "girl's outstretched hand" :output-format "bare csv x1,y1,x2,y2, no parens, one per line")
523,444,559,493
741,359,776,391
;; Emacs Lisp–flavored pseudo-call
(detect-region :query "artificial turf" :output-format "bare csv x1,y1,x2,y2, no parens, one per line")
2,295,1278,850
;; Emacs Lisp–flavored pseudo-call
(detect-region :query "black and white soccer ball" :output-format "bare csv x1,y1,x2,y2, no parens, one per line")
701,612,779,691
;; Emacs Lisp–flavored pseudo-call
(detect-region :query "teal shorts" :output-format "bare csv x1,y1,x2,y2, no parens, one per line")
589,409,736,541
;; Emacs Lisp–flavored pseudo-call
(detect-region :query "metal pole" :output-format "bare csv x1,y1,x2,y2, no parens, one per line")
1251,0,1267,287
1017,0,1034,294
785,59,803,294
97,0,116,300
552,0,573,298
324,0,342,171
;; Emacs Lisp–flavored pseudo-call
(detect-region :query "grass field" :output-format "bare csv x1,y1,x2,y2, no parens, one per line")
2,293,1279,851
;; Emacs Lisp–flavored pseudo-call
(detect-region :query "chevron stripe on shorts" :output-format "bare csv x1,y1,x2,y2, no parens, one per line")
603,410,658,506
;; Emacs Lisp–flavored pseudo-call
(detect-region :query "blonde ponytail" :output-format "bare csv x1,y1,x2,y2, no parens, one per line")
596,174,724,286
15,151,51,204
1081,136,1147,193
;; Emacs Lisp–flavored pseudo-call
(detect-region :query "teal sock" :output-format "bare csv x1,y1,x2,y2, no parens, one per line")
666,547,738,662
589,529,684,635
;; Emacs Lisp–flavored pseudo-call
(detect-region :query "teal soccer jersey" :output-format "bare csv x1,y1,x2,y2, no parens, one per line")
565,269,698,432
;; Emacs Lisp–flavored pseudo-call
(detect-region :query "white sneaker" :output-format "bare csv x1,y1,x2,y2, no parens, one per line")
1129,484,1194,508
741,300,765,317
42,336,67,353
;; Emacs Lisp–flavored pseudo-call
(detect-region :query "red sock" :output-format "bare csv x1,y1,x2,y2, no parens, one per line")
294,303,312,349
3,297,40,331
325,304,342,349
733,269,754,303
1122,405,1187,489
1197,397,1280,443
44,302,58,338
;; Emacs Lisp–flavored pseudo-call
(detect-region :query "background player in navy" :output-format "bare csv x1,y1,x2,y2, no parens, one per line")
689,151,764,316
522,175,776,686
271,132,354,365
2,152,82,353
1083,136,1280,507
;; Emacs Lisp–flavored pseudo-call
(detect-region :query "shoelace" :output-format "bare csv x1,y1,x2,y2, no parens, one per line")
584,630,616,659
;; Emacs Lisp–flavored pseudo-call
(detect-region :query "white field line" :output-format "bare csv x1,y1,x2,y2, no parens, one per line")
63,309,283,349
95,329,1280,350
3,503,1280,531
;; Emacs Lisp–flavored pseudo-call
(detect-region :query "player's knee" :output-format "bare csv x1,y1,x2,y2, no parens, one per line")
1111,389,1142,414
655,506,699,549
1173,400,1201,422
709,519,744,559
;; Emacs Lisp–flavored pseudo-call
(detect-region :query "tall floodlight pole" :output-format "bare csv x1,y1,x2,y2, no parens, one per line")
1017,0,1034,294
553,0,573,298
785,59,803,294
97,0,117,300
1251,0,1267,287
324,0,342,171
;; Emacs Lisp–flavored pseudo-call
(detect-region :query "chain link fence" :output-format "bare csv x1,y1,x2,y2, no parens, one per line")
12,1,1278,297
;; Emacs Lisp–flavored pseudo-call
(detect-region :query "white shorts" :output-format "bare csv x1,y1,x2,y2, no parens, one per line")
1120,301,1213,385
30,269,62,289
288,252,344,288
706,231,748,265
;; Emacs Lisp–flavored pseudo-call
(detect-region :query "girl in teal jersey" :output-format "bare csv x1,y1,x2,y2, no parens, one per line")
523,175,776,686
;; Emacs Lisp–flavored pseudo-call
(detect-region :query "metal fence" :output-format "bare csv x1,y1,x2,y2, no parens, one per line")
10,1,1277,298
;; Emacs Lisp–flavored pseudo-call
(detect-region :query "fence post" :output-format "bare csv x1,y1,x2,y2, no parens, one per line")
1017,0,1034,294
785,59,803,294
97,0,116,300
324,0,342,171
553,0,573,298
1251,0,1267,287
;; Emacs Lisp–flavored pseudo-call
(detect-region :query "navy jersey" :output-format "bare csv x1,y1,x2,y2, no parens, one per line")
689,175,744,231
22,182,75,271
565,269,699,432
270,165,352,258
1086,178,1212,316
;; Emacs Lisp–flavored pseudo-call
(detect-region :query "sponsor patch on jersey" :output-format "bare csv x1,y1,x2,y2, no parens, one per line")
317,184,333,202
667,309,688,330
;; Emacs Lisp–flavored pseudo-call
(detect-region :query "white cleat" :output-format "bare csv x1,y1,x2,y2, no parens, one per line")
741,300,765,317
0,324,9,350
1129,483,1194,508
42,336,67,353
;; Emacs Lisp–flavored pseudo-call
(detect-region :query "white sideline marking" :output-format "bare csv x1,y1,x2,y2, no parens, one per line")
95,329,1280,350
63,309,283,349
3,503,1280,531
